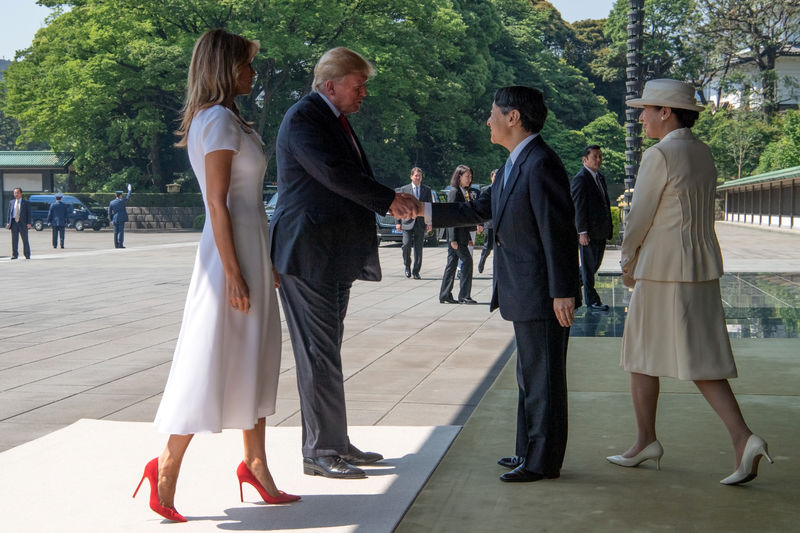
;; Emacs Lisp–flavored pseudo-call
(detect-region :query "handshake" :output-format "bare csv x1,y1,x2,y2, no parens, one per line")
388,193,423,220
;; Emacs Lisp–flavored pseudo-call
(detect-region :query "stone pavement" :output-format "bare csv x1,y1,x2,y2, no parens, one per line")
0,222,798,532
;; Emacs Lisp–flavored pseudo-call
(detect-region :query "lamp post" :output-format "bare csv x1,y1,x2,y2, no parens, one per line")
623,0,644,237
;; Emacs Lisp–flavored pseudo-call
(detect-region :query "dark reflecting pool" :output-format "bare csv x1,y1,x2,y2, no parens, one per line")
572,273,800,338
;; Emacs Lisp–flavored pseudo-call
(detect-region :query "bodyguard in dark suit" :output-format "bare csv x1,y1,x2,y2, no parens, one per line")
6,187,31,259
395,167,434,279
108,185,131,248
424,86,580,482
47,194,69,249
271,47,417,479
571,145,613,311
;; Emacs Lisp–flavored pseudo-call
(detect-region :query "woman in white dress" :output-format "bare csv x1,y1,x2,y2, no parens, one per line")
133,29,298,523
606,79,771,485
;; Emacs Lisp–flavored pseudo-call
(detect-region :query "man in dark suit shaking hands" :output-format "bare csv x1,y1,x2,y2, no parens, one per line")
571,145,613,311
6,187,32,259
422,86,580,482
395,167,434,279
271,47,417,479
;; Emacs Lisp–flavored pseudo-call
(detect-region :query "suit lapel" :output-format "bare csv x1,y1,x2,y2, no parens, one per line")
494,137,539,230
308,93,372,177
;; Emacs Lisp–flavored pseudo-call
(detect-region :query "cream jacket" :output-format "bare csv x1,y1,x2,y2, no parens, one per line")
621,128,723,282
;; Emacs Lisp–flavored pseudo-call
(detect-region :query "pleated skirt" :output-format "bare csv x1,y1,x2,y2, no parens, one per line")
621,279,737,380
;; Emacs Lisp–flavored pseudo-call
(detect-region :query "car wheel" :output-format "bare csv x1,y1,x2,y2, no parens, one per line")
33,220,44,231
74,219,85,231
93,224,101,231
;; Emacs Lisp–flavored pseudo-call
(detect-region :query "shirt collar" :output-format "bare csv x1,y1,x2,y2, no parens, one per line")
316,91,341,118
508,133,538,166
584,166,598,179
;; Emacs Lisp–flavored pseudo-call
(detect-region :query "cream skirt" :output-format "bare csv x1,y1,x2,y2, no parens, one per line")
621,279,737,380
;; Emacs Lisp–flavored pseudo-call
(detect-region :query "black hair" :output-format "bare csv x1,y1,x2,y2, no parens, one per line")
654,106,699,128
493,86,547,134
582,145,601,158
450,164,473,188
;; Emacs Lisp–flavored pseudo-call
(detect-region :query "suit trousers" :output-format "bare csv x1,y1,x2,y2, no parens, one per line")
113,222,125,247
579,239,606,306
440,243,472,300
52,225,65,247
513,318,569,476
478,228,494,271
401,219,425,275
279,274,353,457
10,220,31,259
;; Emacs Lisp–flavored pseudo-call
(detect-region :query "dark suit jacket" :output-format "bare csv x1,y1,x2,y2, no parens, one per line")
271,92,395,283
479,185,493,230
108,191,131,224
7,198,31,226
396,183,433,230
432,136,580,321
570,167,612,241
445,187,475,245
47,201,70,227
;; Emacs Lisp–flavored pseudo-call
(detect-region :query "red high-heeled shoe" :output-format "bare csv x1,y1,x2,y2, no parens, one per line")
133,457,187,522
236,461,301,504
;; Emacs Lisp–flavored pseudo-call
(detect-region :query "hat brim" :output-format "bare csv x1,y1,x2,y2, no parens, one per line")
626,97,705,112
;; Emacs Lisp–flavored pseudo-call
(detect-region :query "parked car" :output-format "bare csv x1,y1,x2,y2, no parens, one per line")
27,194,107,232
376,212,441,246
72,195,111,231
264,191,278,222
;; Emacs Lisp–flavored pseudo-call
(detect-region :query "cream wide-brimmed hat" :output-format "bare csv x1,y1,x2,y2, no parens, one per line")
626,79,705,112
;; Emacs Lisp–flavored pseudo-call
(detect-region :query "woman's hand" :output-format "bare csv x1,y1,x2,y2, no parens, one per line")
272,267,281,289
227,272,250,314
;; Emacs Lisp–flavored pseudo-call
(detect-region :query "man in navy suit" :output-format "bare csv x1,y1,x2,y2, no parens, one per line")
421,86,580,482
395,167,434,279
108,185,131,248
571,145,613,311
271,47,416,479
47,193,70,249
6,187,31,259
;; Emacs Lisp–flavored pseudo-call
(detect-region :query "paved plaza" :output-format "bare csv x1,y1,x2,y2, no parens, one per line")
0,222,798,531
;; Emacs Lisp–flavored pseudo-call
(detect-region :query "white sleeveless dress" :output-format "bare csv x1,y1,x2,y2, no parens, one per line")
154,106,281,434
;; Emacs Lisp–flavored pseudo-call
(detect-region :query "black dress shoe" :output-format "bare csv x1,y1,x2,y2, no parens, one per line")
404,267,411,278
590,303,610,311
303,456,365,479
500,463,545,483
339,443,383,466
412,273,421,280
440,296,458,304
497,456,524,469
459,297,477,304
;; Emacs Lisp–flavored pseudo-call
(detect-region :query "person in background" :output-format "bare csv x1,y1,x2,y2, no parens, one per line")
109,184,132,248
570,145,613,311
6,187,31,260
477,169,497,274
47,193,69,249
439,164,477,305
395,166,435,279
608,78,771,486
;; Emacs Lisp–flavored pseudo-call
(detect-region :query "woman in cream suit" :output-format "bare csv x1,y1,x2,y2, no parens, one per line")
606,79,772,485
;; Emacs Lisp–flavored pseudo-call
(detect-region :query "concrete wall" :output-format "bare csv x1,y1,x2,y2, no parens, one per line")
125,206,204,231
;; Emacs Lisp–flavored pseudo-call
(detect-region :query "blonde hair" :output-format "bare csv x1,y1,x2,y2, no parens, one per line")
312,47,376,92
175,29,259,147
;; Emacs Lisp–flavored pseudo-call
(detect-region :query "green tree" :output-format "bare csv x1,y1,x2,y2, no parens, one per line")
757,110,800,172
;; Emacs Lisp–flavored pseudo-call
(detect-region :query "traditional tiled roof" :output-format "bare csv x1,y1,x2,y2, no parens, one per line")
717,165,800,190
0,151,74,169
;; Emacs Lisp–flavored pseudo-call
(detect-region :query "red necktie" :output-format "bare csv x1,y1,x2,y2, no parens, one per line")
338,114,360,157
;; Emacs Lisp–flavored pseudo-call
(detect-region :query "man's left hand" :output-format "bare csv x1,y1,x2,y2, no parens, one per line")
553,297,575,328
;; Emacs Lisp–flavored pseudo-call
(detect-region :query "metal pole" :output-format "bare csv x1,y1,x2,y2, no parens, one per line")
622,0,645,237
